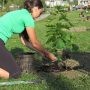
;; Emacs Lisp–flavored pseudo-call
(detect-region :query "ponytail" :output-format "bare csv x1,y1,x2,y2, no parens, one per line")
21,28,29,41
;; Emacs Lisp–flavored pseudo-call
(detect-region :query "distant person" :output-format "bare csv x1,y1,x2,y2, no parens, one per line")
0,0,57,79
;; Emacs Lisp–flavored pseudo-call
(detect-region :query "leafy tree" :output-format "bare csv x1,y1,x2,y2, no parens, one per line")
45,6,74,61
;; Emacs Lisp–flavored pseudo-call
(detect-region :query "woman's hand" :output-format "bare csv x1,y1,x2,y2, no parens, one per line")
22,27,58,62
44,52,57,62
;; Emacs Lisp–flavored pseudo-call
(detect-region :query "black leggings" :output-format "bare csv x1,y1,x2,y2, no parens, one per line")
0,39,21,79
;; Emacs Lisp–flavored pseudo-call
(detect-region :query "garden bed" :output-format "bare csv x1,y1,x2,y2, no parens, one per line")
16,51,90,79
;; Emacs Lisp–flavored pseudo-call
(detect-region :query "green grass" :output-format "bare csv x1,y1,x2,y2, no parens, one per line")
0,72,90,90
72,30,90,52
5,34,30,56
0,10,90,90
67,11,90,28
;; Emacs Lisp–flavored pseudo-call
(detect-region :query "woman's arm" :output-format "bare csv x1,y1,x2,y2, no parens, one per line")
21,27,57,62
20,35,36,51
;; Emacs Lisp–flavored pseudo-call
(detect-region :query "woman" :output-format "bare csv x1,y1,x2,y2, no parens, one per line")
0,0,57,79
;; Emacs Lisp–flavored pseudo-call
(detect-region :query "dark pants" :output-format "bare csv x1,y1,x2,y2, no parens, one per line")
0,39,21,79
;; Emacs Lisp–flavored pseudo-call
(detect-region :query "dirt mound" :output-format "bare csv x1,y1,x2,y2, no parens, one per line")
16,51,90,79
60,59,80,69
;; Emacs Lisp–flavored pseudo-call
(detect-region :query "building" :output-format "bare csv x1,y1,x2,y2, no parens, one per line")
78,0,90,6
45,0,69,7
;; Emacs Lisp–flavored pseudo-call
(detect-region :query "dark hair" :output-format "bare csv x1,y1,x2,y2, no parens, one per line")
21,29,29,41
24,0,43,12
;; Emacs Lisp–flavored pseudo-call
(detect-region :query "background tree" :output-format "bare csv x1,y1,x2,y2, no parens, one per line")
0,0,7,9
41,0,47,11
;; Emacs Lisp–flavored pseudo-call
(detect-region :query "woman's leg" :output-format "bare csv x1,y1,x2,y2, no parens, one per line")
0,39,21,79
0,68,9,79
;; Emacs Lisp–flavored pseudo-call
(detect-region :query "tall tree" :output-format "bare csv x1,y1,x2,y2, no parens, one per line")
0,0,7,8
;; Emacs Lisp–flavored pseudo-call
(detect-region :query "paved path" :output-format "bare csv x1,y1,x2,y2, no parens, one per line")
36,13,50,21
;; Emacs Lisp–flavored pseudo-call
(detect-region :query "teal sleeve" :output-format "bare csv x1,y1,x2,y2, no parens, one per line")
24,14,35,28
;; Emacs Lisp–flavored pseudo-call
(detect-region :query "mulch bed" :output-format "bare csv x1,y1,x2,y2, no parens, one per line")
16,51,90,79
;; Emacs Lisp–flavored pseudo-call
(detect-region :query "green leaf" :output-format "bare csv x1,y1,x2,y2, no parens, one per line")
56,39,65,50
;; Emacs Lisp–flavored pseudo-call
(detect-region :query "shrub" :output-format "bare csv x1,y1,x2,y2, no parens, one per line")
45,6,74,61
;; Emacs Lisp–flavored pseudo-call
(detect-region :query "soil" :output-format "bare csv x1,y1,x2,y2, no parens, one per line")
52,70,88,79
57,51,90,79
59,59,80,69
68,52,90,72
16,51,90,79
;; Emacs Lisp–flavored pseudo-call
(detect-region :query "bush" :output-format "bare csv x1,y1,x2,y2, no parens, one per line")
45,6,74,61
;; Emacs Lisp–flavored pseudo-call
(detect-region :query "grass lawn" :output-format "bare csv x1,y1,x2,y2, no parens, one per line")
0,10,90,90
